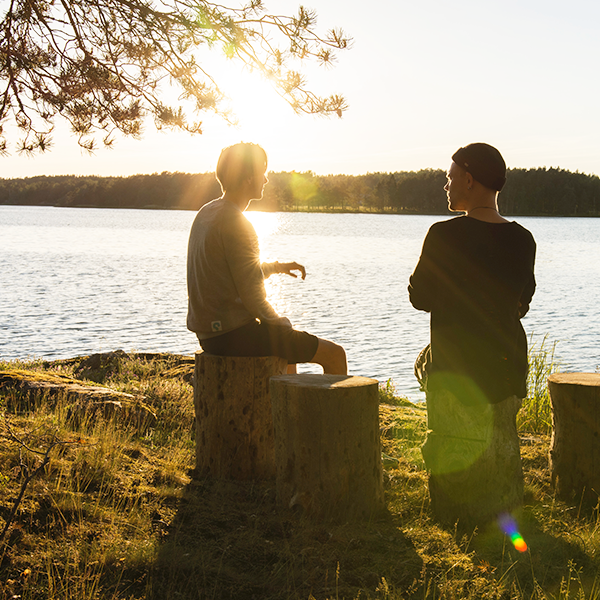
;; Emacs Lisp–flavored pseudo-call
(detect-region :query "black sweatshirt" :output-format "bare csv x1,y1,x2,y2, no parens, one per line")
409,216,536,404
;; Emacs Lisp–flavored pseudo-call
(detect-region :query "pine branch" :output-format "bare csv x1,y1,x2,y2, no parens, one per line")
0,0,351,153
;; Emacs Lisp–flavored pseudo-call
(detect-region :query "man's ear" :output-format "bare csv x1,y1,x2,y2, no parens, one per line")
465,171,474,190
239,175,253,192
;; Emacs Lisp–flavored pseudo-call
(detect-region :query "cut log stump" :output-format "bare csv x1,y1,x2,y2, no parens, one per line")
270,374,384,521
549,372,600,504
194,352,287,480
422,389,523,528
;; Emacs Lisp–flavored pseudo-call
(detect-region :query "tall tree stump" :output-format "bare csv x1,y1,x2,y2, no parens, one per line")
270,374,384,520
548,372,600,504
194,352,287,480
422,389,523,527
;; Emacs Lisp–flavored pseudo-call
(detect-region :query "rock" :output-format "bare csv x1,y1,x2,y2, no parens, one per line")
46,350,195,384
0,368,156,431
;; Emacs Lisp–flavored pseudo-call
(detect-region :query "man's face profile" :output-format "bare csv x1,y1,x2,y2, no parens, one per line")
444,161,469,212
248,166,269,200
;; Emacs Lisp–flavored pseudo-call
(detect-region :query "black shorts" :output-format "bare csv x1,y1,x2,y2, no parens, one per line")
199,320,319,364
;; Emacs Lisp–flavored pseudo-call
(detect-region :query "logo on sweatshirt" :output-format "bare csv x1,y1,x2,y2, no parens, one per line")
211,321,222,332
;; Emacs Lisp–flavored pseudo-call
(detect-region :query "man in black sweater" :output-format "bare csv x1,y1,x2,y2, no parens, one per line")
409,143,536,526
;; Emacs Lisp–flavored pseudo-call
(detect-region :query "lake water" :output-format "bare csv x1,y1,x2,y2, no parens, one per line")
1,205,599,401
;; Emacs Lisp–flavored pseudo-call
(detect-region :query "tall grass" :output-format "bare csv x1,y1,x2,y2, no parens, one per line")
518,335,560,434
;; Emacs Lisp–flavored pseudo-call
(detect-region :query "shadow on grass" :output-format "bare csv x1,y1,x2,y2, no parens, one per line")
146,477,423,600
465,506,598,598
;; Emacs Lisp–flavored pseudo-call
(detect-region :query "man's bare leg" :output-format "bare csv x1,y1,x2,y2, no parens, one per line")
310,338,347,375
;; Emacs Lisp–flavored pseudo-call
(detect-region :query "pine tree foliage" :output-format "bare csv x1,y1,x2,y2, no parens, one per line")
0,0,350,154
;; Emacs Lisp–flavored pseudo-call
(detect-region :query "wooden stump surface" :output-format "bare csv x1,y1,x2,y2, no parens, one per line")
270,374,384,521
549,372,600,503
422,389,523,527
194,352,288,480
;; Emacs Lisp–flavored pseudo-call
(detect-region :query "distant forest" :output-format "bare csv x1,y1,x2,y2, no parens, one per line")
1,167,599,216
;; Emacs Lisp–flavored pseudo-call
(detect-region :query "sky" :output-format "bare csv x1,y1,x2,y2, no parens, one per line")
2,0,600,178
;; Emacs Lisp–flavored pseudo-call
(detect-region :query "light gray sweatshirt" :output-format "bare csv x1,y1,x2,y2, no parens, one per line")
186,198,291,339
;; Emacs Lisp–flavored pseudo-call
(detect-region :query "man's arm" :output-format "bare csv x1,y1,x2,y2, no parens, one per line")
408,230,438,313
222,215,292,327
518,237,537,318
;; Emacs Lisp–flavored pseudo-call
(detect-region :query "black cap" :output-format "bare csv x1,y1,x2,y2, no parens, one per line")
452,143,507,191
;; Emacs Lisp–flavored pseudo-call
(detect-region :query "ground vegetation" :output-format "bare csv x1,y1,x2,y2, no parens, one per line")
2,345,600,599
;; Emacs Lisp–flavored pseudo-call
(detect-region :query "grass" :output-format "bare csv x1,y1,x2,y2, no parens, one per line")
1,348,599,599
518,335,561,434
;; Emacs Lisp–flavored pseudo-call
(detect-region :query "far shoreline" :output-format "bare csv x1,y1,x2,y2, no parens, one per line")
2,203,599,218
3,167,600,217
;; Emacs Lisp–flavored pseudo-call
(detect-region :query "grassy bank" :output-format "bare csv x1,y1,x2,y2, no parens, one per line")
1,352,599,599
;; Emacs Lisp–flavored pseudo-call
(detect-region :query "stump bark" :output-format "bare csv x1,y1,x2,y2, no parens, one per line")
422,389,523,527
548,372,600,504
270,374,384,520
194,352,287,480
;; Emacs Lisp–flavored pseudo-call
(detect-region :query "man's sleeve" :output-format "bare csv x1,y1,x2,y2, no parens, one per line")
222,214,291,327
261,261,279,278
408,229,438,313
518,235,537,318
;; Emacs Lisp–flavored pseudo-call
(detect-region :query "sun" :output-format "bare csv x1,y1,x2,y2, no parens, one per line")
212,57,293,152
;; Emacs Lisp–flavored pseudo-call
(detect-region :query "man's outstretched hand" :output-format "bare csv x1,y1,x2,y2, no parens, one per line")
278,261,306,280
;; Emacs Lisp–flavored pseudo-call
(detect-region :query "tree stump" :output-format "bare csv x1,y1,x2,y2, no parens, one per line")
194,352,287,480
548,372,600,504
270,374,384,520
422,389,523,527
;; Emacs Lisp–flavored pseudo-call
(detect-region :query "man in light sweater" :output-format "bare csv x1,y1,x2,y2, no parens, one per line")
187,142,347,374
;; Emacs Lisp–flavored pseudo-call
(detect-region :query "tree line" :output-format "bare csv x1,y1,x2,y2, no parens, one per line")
1,167,599,216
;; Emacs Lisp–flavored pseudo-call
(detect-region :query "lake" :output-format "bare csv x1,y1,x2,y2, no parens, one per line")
1,205,598,401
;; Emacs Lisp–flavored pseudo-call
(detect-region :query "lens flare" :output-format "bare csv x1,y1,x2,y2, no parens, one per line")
498,513,527,552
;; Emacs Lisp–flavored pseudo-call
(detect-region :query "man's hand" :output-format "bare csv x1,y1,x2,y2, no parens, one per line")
278,261,306,280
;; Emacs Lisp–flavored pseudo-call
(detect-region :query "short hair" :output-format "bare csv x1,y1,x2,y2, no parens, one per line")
216,142,268,192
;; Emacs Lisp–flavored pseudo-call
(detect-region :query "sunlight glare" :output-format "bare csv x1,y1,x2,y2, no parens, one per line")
244,210,281,240
216,58,292,153
244,210,288,314
264,276,291,318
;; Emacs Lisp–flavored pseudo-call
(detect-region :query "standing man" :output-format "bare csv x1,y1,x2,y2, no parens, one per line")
408,142,536,526
187,142,347,375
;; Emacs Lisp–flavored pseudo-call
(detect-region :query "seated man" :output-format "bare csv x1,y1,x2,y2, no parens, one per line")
187,142,347,375
409,142,536,526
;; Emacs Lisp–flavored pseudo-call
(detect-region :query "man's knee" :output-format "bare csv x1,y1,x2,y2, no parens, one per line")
311,338,347,375
314,338,346,361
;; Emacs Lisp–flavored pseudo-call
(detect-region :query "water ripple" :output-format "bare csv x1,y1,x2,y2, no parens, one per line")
1,207,599,400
